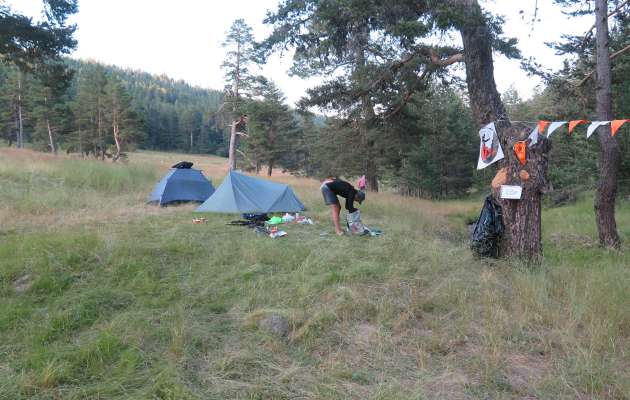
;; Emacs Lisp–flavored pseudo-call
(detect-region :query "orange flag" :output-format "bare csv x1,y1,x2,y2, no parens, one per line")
611,119,629,136
537,120,551,135
568,120,588,135
514,141,527,166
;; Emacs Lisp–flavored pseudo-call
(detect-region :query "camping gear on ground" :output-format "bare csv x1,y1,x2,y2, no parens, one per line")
148,164,215,206
346,210,367,235
267,216,284,225
282,213,295,222
243,213,269,222
171,161,194,169
192,218,207,224
470,195,504,258
195,170,305,214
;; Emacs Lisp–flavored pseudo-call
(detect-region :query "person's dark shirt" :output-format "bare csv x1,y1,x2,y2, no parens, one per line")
326,179,358,212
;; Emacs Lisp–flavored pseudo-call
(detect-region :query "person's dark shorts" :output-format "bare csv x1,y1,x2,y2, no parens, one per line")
321,184,340,206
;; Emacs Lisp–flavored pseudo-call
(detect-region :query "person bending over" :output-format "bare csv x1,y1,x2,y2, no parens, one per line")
321,176,365,235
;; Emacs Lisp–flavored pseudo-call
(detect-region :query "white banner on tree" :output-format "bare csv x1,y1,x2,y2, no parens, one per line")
477,122,504,170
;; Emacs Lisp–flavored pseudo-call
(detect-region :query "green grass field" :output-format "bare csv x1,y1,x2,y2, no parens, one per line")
1,148,629,399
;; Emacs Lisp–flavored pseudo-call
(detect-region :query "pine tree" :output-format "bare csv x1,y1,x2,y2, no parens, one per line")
221,19,257,170
245,77,296,175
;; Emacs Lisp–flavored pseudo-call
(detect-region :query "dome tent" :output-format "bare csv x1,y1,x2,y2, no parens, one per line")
148,162,215,206
195,170,304,213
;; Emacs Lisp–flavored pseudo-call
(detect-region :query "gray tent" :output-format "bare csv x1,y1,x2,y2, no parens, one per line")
148,167,215,206
195,170,305,213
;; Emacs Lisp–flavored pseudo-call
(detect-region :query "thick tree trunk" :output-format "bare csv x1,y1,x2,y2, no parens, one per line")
267,160,273,176
594,0,621,247
456,0,550,260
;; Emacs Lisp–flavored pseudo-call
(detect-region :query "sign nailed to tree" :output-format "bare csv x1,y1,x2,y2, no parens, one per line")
477,122,504,170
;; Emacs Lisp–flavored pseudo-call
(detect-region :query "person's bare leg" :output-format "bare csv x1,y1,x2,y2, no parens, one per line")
331,204,343,235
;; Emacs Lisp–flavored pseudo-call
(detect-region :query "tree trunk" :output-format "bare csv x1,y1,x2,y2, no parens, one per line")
456,0,550,260
112,117,122,162
98,104,104,160
267,160,273,176
46,118,56,154
353,21,379,192
228,121,237,170
190,128,194,151
594,0,621,247
17,70,24,148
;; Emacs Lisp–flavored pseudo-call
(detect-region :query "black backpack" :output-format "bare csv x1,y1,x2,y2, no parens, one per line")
470,195,504,258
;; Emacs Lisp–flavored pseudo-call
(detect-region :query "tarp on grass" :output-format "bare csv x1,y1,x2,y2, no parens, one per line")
148,168,215,206
195,170,305,213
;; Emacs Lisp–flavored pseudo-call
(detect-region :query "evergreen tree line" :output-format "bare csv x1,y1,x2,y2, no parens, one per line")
0,59,228,158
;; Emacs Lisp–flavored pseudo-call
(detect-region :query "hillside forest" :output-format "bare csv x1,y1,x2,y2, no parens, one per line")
1,1,629,202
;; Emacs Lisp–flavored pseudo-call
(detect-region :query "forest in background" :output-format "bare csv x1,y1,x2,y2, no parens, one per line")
1,1,629,201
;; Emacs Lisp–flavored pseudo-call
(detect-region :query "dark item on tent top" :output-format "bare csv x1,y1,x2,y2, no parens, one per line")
195,170,305,214
148,168,215,206
470,195,504,258
172,161,194,169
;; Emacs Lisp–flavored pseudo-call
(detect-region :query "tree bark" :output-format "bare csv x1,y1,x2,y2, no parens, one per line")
227,38,242,171
267,159,273,176
112,117,122,162
455,0,550,260
47,118,56,154
228,120,237,170
594,0,621,247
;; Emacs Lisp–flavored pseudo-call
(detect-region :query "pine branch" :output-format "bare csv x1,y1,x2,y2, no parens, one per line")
579,0,630,49
577,42,630,86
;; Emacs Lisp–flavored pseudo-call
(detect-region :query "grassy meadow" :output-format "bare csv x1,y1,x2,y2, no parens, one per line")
0,148,629,399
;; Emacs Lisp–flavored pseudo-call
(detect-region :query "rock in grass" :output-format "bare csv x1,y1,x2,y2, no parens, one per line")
13,275,32,294
257,313,289,338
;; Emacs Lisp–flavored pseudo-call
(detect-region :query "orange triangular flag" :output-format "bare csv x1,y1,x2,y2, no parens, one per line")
537,120,551,135
568,120,588,135
514,141,527,166
611,119,629,136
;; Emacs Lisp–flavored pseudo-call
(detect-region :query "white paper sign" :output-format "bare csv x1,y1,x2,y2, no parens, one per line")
500,185,522,200
477,122,504,170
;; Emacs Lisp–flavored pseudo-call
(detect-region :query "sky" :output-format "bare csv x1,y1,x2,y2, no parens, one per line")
7,0,593,106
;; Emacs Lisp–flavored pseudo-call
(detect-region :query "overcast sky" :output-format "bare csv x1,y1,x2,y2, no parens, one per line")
7,0,592,106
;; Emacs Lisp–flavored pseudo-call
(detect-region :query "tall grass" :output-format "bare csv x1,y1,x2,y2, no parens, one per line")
0,148,628,399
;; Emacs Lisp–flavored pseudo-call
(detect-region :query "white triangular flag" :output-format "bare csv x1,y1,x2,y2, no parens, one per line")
586,121,611,138
477,122,504,170
546,121,568,138
527,126,539,147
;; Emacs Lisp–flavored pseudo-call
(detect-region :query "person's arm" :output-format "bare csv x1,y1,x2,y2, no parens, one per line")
345,189,357,213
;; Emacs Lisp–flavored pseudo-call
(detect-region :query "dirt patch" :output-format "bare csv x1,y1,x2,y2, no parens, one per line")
504,352,550,392
425,370,470,400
